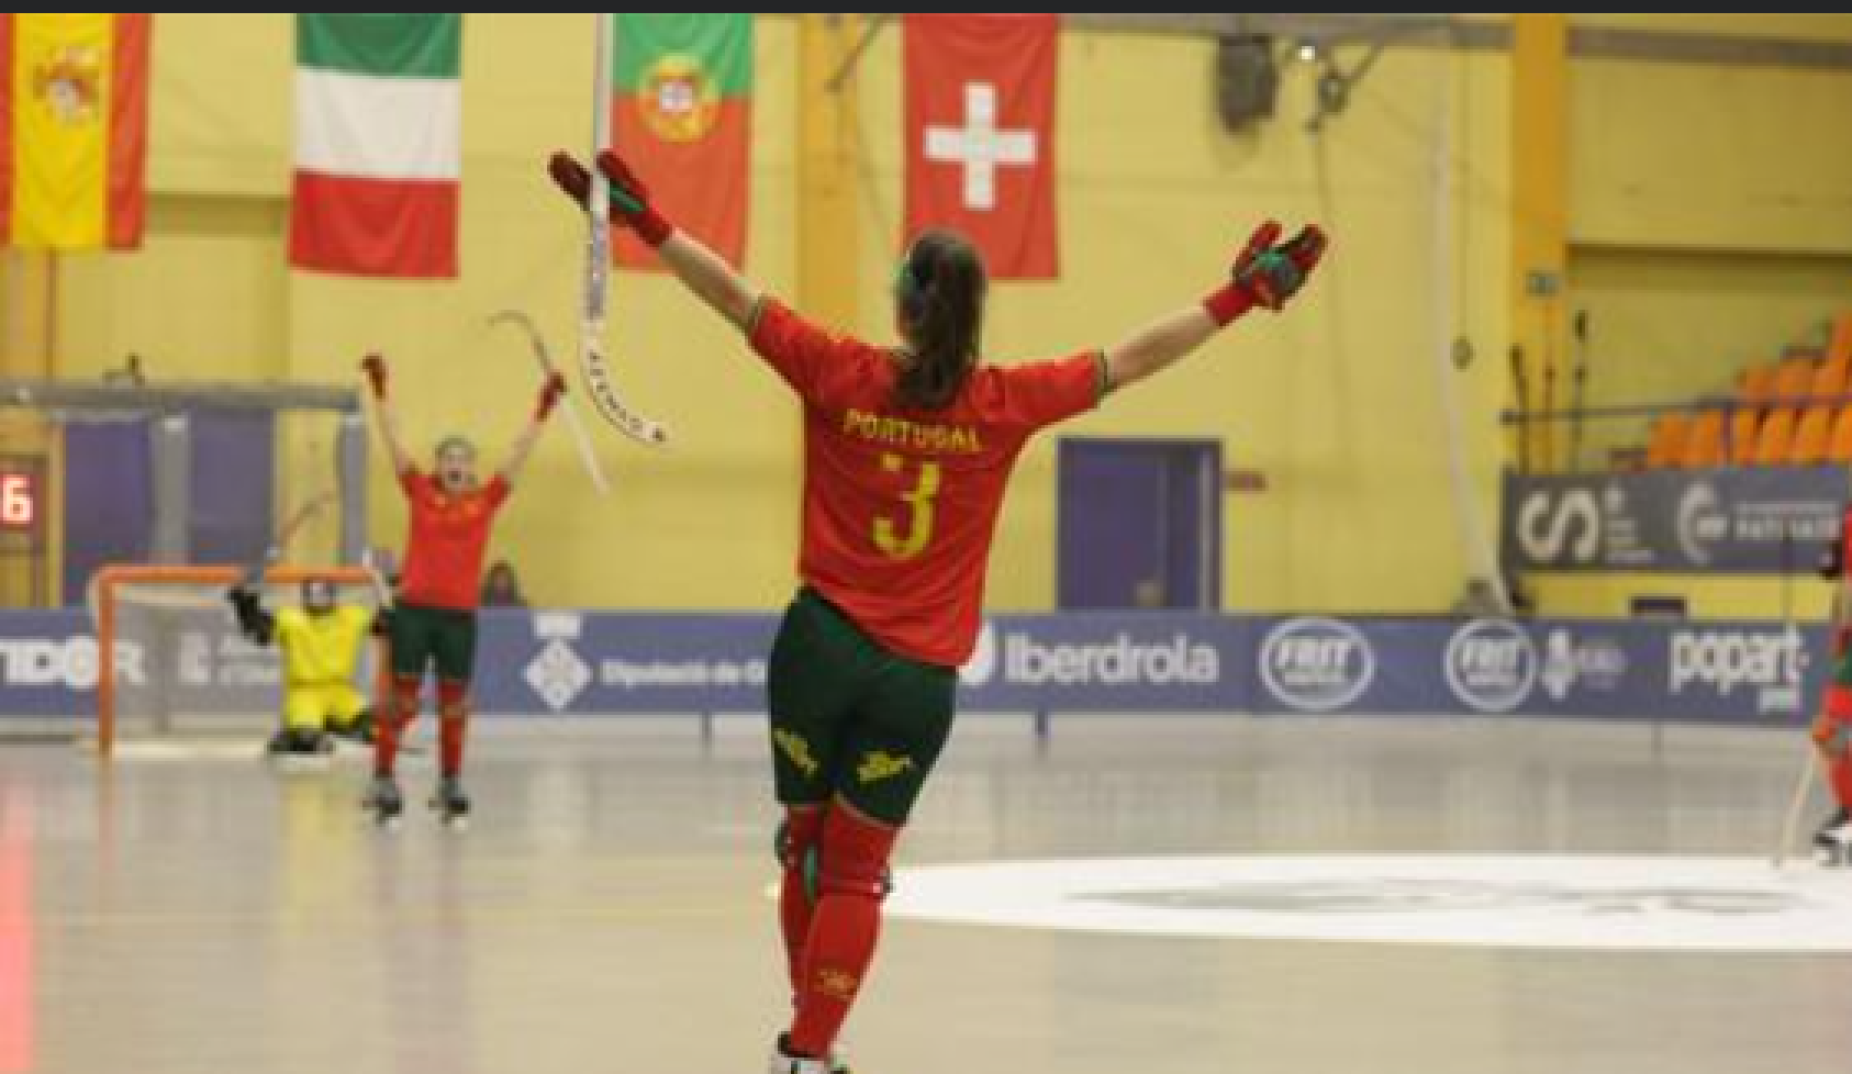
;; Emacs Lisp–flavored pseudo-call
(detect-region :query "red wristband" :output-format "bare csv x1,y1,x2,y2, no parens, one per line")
629,207,674,248
1202,282,1256,328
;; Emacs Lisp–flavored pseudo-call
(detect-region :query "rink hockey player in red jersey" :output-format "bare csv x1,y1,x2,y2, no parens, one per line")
550,147,1325,1072
359,352,565,828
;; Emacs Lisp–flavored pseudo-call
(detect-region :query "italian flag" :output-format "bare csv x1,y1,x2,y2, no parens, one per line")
0,13,150,251
289,14,461,278
612,14,750,269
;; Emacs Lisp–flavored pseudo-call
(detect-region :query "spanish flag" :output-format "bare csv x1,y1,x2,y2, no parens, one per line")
0,13,150,251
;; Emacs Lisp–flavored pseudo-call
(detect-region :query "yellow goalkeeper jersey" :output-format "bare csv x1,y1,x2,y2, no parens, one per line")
274,606,374,687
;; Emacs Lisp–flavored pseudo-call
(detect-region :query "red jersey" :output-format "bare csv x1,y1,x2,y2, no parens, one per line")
749,298,1103,666
397,469,510,612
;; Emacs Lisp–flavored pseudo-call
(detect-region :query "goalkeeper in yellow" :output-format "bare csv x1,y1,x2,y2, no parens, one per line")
229,578,384,756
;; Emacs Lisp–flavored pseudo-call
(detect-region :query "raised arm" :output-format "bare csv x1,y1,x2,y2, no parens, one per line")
496,373,566,488
548,150,761,330
226,584,275,647
360,353,413,476
1104,221,1327,393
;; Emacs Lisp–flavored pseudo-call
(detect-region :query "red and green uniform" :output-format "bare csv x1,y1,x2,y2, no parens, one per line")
391,469,507,683
1819,506,1852,809
749,296,1103,821
750,297,1105,1060
754,297,1102,670
376,468,509,781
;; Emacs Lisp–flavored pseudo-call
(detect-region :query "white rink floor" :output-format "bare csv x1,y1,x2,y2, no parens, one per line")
1,715,1849,1074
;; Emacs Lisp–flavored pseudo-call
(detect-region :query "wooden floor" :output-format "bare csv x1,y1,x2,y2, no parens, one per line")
1,715,1846,1074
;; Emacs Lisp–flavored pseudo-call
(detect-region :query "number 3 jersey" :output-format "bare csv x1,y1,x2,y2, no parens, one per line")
748,298,1104,667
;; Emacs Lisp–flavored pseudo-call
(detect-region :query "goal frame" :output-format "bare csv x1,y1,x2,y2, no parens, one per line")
91,563,385,758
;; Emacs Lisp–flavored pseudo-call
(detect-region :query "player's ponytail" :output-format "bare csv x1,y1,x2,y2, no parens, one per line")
893,230,986,411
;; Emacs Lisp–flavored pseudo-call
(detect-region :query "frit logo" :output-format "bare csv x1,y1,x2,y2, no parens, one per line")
1445,620,1537,713
1670,628,1806,715
524,612,591,713
1516,489,1602,565
1260,618,1373,712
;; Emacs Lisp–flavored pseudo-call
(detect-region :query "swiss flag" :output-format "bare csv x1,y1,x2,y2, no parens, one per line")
903,14,1058,280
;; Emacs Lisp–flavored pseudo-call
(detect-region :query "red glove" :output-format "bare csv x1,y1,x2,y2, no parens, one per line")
545,150,674,248
535,371,567,421
361,353,388,400
1203,221,1329,326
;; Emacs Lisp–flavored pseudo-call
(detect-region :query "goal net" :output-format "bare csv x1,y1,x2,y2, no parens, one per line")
89,564,387,756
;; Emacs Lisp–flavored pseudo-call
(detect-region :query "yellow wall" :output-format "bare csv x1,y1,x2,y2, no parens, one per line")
840,31,1514,614
1532,23,1852,619
1566,249,1852,467
58,14,807,610
33,14,1852,616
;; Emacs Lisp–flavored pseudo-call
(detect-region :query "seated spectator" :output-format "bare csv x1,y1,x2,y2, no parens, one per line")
481,559,527,608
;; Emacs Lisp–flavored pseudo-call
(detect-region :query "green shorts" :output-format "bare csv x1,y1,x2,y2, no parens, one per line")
390,603,479,684
767,587,958,827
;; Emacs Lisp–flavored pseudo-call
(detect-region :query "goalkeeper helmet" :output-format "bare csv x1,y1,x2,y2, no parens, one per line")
301,578,336,616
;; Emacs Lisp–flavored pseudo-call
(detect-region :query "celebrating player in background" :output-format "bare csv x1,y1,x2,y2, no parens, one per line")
359,352,565,827
551,149,1326,1072
229,577,383,758
1813,510,1852,859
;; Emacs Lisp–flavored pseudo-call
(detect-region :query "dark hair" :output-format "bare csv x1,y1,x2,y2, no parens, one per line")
893,230,987,411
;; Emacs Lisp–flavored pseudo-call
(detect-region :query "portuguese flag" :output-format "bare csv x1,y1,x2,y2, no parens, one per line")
0,13,150,250
290,14,461,278
612,14,751,269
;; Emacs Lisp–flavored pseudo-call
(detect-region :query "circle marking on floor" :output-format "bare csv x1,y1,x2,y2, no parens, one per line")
888,855,1852,952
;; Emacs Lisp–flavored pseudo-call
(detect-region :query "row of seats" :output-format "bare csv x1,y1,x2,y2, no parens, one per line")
1644,315,1852,469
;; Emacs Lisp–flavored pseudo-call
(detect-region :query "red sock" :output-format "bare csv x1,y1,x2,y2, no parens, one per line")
1831,751,1852,810
779,807,826,993
787,806,897,1059
374,677,419,778
437,680,469,779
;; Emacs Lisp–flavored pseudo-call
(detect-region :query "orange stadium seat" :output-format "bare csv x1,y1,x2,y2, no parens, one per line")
1830,407,1852,464
1753,407,1799,466
1828,313,1852,367
1645,413,1691,469
1791,404,1835,465
1812,354,1851,401
1681,410,1727,469
1737,362,1779,407
1727,407,1761,464
1772,355,1817,405
1790,357,1850,465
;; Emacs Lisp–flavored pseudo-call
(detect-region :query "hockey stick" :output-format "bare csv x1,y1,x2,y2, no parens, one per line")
247,490,337,584
334,556,430,759
489,309,612,495
1774,739,1821,871
579,12,669,448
